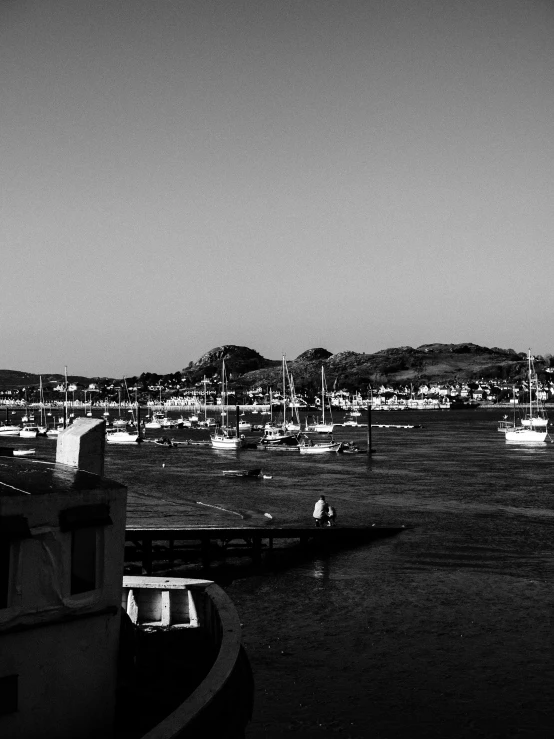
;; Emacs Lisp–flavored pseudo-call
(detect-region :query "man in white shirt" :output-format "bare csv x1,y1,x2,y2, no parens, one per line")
313,495,328,527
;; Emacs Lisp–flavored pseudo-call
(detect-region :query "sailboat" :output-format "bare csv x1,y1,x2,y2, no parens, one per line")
313,367,335,433
259,357,300,447
106,378,142,444
210,360,246,450
505,351,548,443
37,377,48,435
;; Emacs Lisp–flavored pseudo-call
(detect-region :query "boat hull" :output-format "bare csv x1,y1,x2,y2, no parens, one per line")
106,432,141,444
505,428,547,443
210,431,245,449
299,442,342,454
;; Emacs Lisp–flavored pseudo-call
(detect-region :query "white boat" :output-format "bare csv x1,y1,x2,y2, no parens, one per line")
311,366,335,433
505,427,547,442
145,411,164,429
20,425,39,439
106,429,141,444
210,360,246,450
160,416,182,429
46,418,65,437
505,351,549,443
259,359,300,447
285,421,301,431
36,376,48,435
343,414,361,427
299,437,343,454
521,416,548,429
211,426,245,450
0,424,21,436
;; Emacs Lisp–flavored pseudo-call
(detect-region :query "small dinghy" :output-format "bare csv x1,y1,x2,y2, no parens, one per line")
222,468,263,478
13,449,36,457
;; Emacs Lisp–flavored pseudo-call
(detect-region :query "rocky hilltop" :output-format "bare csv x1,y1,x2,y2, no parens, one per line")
182,345,278,384
182,342,545,392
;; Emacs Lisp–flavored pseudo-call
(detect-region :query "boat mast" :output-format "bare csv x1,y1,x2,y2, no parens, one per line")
63,366,68,429
282,355,286,430
39,376,44,426
528,349,533,420
321,366,325,424
221,360,226,428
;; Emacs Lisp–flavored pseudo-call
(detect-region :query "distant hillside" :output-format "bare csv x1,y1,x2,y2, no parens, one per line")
0,369,97,391
237,343,541,392
2,343,549,394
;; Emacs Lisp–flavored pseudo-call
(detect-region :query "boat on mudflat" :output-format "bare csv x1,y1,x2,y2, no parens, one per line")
299,436,343,454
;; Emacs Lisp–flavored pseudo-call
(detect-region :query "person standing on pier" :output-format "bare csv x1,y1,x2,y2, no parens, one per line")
313,495,328,527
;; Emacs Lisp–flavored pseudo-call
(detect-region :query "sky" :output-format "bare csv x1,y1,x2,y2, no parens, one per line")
2,0,554,376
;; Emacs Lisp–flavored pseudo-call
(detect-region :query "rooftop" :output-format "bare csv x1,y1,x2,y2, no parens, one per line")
0,454,124,498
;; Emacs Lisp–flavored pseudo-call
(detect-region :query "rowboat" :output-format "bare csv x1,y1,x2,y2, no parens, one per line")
299,437,343,454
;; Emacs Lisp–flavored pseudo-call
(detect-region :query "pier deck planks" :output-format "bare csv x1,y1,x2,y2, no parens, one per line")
125,525,404,573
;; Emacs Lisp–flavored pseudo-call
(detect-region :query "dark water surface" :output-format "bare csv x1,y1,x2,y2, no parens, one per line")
15,409,554,737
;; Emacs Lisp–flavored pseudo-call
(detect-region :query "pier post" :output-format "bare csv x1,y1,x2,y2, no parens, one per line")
367,399,375,455
168,537,175,570
142,535,153,575
201,537,211,568
252,536,262,565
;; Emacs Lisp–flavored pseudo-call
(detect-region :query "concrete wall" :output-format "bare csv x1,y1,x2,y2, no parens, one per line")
0,466,127,738
0,614,120,739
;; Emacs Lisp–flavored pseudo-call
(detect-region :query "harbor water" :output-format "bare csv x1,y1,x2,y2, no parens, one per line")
7,408,554,738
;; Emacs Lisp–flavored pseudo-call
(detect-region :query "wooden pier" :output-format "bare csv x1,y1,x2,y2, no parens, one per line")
125,524,405,574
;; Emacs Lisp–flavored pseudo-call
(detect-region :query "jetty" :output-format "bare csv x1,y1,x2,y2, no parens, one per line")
125,524,405,574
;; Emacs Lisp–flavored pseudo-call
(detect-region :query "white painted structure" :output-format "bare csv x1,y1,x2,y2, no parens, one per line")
0,420,127,739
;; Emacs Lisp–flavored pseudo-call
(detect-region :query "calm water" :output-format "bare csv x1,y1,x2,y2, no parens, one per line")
7,409,554,737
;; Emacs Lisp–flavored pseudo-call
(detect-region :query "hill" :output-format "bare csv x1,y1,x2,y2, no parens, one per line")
1,343,549,395
237,343,540,392
182,345,278,384
0,369,99,392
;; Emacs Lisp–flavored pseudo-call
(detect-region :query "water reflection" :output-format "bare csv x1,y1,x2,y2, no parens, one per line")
312,557,330,586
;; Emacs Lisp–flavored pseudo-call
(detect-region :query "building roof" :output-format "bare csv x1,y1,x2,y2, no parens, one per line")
0,455,124,498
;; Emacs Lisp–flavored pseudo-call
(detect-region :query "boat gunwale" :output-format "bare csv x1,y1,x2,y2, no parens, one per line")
134,579,245,739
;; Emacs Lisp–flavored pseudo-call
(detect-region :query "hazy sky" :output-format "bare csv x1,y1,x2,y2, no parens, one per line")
2,0,553,376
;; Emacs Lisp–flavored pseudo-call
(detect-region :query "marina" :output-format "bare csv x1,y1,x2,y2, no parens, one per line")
1,407,554,737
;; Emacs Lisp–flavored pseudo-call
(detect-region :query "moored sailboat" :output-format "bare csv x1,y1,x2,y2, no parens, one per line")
210,360,246,450
310,366,334,433
505,351,549,443
259,357,299,447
